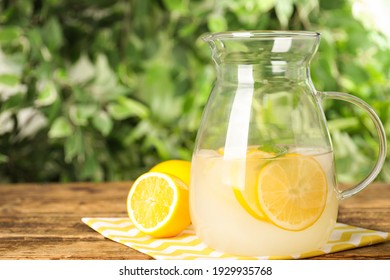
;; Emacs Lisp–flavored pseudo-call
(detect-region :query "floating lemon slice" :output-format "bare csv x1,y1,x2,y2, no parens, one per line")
256,155,328,231
233,188,266,220
218,146,276,221
127,172,191,237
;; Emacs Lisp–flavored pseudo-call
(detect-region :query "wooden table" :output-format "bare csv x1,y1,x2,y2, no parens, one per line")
0,182,389,259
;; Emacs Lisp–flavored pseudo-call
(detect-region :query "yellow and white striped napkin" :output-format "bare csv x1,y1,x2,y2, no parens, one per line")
82,217,389,260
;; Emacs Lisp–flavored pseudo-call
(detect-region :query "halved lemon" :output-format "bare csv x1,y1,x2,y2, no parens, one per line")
256,155,328,231
127,172,191,237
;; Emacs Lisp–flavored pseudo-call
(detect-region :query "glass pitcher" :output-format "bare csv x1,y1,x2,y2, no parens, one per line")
189,30,387,257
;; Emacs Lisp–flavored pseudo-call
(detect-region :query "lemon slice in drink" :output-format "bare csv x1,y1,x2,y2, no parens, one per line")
256,155,328,231
127,172,191,237
218,146,275,221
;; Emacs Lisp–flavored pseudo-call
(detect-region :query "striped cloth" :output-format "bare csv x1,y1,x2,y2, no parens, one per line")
82,218,390,260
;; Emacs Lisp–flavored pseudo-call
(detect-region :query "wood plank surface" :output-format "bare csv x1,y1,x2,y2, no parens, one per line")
0,182,389,259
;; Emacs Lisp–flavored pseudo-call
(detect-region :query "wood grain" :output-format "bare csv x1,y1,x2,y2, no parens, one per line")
0,182,389,259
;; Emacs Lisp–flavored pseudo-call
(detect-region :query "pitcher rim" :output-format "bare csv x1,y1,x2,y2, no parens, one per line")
202,30,320,41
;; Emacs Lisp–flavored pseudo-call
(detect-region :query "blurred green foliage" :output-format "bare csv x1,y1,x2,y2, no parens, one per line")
0,0,389,183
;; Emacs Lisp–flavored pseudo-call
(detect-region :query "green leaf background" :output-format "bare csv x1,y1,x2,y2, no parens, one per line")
0,0,389,184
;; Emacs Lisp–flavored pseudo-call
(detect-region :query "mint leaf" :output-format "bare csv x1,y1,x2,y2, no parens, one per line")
258,143,288,157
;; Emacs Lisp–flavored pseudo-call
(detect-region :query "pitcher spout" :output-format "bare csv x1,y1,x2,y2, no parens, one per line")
202,30,321,66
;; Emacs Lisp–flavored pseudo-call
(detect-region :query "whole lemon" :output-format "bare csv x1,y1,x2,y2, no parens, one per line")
150,159,191,186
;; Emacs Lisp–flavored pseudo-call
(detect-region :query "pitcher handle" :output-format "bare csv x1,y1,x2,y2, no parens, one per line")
319,91,387,200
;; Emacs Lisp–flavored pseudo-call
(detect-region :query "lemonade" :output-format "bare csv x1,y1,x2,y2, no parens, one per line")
190,146,339,256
